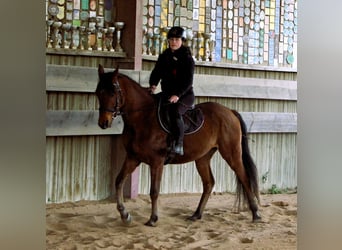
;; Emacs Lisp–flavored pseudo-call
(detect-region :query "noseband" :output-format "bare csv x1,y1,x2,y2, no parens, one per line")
99,80,123,117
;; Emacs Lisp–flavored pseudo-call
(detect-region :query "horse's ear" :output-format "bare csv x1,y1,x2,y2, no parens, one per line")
98,64,104,75
114,64,119,75
112,65,119,83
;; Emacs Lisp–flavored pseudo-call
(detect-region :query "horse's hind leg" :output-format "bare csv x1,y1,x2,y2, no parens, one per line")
234,165,261,221
220,148,261,222
115,157,140,225
188,149,217,221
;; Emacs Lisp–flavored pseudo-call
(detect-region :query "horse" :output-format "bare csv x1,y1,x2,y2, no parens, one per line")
95,64,261,226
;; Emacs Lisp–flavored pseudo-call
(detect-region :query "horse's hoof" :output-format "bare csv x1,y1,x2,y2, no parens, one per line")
144,215,158,227
186,214,202,221
144,220,157,227
186,216,196,222
121,213,132,225
252,214,262,223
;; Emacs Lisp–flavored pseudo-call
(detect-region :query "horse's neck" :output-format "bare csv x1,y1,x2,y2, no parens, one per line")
121,77,155,119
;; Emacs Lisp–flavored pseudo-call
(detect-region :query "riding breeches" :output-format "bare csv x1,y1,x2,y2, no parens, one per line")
168,103,185,144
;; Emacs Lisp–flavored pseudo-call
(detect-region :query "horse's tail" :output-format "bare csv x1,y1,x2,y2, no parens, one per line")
231,110,260,210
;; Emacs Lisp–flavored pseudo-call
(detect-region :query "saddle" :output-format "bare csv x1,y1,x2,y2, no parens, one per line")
157,96,204,135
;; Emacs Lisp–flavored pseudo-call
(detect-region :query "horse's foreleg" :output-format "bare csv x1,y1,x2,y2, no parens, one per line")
115,157,140,225
145,164,164,227
188,155,216,221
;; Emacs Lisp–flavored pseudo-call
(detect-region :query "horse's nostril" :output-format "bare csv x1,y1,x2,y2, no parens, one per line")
99,121,107,129
98,117,113,129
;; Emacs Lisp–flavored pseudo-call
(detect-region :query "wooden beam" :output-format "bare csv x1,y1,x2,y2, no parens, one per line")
46,64,140,93
193,75,297,100
46,110,123,136
240,112,297,133
143,55,297,73
115,0,143,70
47,65,297,101
139,70,297,100
46,48,126,58
46,110,296,136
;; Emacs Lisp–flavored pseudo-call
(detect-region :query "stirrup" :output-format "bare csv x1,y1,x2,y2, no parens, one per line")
172,143,184,156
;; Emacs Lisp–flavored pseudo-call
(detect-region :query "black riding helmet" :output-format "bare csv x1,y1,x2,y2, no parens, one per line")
167,26,186,41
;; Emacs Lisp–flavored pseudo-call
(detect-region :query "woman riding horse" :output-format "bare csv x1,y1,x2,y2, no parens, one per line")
96,65,261,227
149,26,195,156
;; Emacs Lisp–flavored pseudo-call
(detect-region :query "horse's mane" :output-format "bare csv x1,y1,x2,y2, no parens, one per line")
117,73,138,85
96,70,154,106
117,73,152,97
97,71,144,89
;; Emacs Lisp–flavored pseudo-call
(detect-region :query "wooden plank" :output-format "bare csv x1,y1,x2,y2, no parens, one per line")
142,55,297,73
193,75,297,100
47,65,296,101
46,64,140,93
46,110,296,136
46,110,123,136
46,48,127,58
130,71,297,100
240,112,297,133
46,65,98,92
141,71,297,101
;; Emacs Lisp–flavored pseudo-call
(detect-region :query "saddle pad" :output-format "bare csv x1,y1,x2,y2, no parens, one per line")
157,98,204,135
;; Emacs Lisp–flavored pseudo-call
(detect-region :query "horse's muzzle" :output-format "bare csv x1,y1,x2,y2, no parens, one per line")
98,113,114,129
98,120,110,129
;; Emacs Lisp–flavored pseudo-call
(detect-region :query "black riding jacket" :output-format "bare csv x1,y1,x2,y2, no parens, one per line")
149,46,195,102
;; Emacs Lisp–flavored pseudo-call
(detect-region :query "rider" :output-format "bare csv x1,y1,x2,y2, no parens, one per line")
149,26,195,156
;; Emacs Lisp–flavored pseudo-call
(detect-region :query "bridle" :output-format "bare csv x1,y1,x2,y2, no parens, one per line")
98,77,156,118
99,80,123,118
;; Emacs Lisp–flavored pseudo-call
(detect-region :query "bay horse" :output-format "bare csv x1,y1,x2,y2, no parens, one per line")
95,64,261,226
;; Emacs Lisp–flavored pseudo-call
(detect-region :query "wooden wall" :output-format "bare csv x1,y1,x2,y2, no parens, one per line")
46,64,296,202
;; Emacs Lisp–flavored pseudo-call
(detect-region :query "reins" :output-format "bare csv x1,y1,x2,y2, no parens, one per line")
99,76,193,118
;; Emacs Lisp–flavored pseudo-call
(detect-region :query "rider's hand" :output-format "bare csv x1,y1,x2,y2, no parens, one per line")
169,95,179,103
149,85,157,94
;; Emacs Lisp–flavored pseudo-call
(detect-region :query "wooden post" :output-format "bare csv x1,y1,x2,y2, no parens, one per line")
115,0,142,70
124,168,139,198
108,0,142,199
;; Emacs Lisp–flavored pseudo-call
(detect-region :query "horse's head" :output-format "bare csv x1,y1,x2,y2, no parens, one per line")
95,64,123,129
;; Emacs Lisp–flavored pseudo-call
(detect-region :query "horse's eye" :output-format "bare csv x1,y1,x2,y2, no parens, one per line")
96,89,104,95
